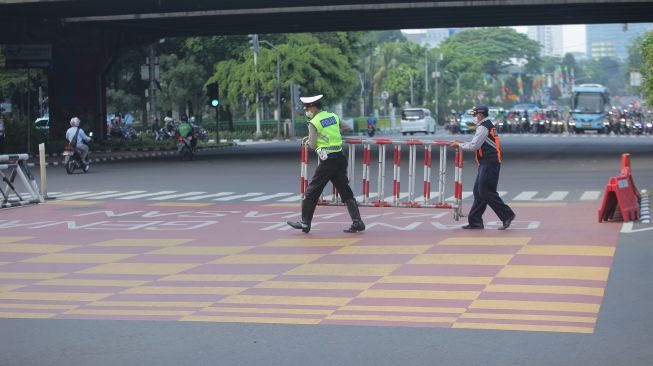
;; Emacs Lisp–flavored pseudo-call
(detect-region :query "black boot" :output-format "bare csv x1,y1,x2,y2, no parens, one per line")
287,199,317,233
343,199,365,233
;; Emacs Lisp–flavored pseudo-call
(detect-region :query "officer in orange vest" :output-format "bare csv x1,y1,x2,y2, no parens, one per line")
451,105,515,230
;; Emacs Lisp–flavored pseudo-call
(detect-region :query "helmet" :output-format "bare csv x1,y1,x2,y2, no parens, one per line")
70,117,80,127
180,115,189,122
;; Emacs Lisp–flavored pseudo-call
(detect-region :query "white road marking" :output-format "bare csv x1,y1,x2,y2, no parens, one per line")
148,192,207,200
214,192,264,201
60,191,120,200
245,193,295,202
277,194,304,202
580,191,601,201
116,191,177,200
180,192,235,201
87,191,148,199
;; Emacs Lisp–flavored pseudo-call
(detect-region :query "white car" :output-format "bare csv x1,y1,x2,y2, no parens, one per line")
400,108,436,135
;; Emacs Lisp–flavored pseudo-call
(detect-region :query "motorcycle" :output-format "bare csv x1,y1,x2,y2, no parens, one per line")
177,134,195,160
367,123,376,137
63,132,92,174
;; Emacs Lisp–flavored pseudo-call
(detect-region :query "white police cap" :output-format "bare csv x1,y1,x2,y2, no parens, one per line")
299,94,323,104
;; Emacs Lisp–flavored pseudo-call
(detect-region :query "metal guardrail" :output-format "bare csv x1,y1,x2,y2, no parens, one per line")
1,153,45,208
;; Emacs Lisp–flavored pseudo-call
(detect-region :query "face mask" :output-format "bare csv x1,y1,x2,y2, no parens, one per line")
305,110,314,119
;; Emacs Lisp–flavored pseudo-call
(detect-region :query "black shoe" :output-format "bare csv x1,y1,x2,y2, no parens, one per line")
287,221,311,233
461,223,484,229
498,214,516,231
343,220,365,233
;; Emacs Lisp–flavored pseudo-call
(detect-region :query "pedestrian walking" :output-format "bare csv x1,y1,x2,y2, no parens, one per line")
287,94,365,234
451,105,515,230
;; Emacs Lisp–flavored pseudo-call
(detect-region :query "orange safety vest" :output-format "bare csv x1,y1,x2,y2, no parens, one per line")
475,119,502,165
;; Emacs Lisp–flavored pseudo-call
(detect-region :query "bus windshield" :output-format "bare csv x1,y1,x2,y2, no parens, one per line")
573,92,605,114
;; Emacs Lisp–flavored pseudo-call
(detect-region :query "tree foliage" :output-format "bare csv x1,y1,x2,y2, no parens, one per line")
640,31,653,106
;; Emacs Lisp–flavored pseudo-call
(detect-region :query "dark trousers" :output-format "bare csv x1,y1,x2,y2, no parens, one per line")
304,152,355,203
468,162,514,225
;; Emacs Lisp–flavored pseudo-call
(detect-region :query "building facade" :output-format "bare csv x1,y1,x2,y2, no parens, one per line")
527,25,564,57
586,23,653,60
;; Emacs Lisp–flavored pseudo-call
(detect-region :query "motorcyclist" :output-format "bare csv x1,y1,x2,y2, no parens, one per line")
176,115,196,148
65,117,92,165
366,113,377,137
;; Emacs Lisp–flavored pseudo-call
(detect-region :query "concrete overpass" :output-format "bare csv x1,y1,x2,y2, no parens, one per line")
1,0,653,138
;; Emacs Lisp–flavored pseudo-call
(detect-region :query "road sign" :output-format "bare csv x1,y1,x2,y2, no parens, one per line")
3,44,51,69
381,91,389,100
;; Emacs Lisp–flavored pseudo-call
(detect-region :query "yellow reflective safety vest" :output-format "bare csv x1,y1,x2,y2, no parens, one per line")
309,111,343,153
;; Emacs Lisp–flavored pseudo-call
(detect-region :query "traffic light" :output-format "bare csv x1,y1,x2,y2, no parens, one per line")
248,34,259,53
207,82,219,107
291,83,301,111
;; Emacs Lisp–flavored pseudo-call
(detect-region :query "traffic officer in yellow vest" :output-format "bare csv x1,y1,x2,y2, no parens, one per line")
451,105,515,230
287,94,365,233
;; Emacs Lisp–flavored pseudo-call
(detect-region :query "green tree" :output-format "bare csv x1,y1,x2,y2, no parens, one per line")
640,31,653,106
158,54,208,118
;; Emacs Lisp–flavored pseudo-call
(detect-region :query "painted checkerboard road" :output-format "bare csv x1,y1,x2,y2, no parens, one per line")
0,199,620,333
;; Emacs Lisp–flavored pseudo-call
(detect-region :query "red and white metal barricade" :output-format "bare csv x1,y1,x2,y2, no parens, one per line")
299,138,464,220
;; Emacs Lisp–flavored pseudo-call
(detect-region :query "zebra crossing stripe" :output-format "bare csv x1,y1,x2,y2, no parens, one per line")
51,191,89,198
277,194,304,202
116,191,177,200
60,191,120,200
179,192,235,201
580,191,601,200
148,192,207,200
539,191,569,201
214,193,264,201
446,191,473,202
87,191,148,199
513,191,538,201
245,193,295,202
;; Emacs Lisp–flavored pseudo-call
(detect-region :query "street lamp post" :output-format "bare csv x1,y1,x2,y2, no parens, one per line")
260,40,281,138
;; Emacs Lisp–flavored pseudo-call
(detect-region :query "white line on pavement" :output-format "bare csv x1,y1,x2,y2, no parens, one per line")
117,191,177,200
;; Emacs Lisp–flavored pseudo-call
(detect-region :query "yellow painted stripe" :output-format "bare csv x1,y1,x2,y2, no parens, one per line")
88,301,212,308
508,202,568,207
0,285,24,292
333,245,431,255
210,254,323,264
78,263,198,275
0,312,56,319
379,275,494,285
0,303,78,310
452,322,593,333
0,236,33,243
122,286,245,295
409,254,513,265
159,274,274,282
0,272,65,280
0,292,111,302
181,315,320,324
484,284,605,296
23,253,136,263
0,243,77,253
518,245,615,256
459,312,597,323
65,309,194,316
219,295,350,306
149,202,213,207
263,238,360,247
286,264,399,277
497,265,610,281
149,246,253,256
255,281,372,290
469,300,600,313
340,305,466,313
358,289,480,300
327,314,457,323
49,200,101,206
201,307,334,315
90,238,193,247
36,279,150,287
438,237,531,246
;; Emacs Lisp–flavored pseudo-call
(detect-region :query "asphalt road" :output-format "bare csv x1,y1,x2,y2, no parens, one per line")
2,132,653,366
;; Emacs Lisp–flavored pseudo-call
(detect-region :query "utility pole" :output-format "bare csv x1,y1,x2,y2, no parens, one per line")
424,49,428,104
260,39,281,139
249,34,261,137
410,75,414,106
147,43,157,128
434,52,442,124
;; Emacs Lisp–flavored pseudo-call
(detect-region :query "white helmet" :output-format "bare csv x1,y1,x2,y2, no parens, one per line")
70,117,80,127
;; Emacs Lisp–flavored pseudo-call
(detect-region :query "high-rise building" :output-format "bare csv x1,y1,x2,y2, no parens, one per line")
527,25,564,57
402,28,459,48
586,23,653,60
